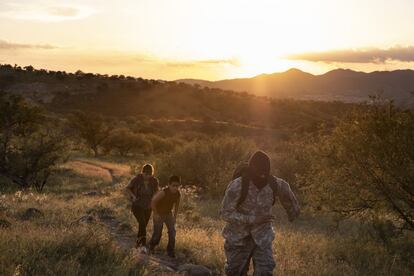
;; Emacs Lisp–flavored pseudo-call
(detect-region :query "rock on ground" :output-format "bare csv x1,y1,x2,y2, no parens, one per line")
20,208,43,220
0,218,11,228
178,264,212,276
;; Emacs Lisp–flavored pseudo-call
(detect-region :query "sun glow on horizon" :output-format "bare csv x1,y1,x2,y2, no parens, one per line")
1,0,414,80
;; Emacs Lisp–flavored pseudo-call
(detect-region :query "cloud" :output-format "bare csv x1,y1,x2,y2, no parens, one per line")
166,58,240,68
288,46,414,63
47,6,80,17
0,2,95,22
0,39,57,50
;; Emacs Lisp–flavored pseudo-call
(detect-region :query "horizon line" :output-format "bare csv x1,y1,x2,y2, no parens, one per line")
2,62,414,83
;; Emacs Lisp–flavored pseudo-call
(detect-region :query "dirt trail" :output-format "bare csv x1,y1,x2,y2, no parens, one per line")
73,159,204,274
75,159,128,185
99,214,182,273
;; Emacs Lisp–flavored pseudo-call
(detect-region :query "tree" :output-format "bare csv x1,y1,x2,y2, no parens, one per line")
304,99,414,230
0,92,67,191
67,111,111,156
0,92,43,165
6,128,67,191
23,65,34,72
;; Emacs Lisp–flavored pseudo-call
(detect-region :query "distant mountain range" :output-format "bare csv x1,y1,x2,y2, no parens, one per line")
177,68,414,107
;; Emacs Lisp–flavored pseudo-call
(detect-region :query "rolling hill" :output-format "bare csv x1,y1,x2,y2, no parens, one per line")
177,68,414,107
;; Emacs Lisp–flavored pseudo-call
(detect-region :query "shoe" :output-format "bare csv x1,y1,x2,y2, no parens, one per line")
140,246,149,254
167,251,176,258
135,237,145,248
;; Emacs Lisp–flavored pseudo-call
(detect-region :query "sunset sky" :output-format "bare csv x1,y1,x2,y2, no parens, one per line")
1,0,414,80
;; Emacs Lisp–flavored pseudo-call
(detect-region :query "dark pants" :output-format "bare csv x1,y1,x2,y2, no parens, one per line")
149,213,176,253
131,204,152,246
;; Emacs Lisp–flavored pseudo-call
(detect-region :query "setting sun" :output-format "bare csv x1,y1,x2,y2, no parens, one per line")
1,0,414,80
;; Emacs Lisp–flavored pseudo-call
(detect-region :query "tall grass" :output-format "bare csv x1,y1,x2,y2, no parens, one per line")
1,158,413,275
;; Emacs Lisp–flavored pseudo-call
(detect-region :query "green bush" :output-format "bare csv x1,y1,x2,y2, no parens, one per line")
67,111,111,157
145,133,182,154
158,136,255,196
0,93,67,191
303,99,414,231
103,128,152,156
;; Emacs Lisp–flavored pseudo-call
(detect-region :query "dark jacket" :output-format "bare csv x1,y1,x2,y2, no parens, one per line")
127,174,159,209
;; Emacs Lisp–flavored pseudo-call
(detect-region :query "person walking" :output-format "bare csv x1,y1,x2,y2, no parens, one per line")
221,151,300,275
149,175,181,258
125,164,159,247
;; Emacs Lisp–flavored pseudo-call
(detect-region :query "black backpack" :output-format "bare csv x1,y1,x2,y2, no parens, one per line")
231,162,279,208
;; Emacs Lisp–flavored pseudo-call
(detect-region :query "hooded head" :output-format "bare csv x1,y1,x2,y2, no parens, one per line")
248,150,271,188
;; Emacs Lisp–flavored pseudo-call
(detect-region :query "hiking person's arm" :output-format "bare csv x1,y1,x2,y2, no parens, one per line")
220,180,255,224
173,196,180,218
125,178,137,201
153,178,159,192
151,190,165,218
277,178,300,221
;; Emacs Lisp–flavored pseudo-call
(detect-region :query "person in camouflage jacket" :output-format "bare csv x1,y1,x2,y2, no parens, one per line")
221,151,300,276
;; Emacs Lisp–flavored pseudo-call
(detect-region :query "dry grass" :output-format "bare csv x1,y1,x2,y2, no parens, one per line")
62,160,113,183
1,158,413,275
76,158,131,178
0,192,142,275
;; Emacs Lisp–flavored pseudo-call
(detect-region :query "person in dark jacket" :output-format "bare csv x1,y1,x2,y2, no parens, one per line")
149,175,181,258
125,164,159,247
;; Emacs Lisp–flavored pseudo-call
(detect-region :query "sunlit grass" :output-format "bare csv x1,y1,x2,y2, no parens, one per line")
62,160,113,182
1,159,413,275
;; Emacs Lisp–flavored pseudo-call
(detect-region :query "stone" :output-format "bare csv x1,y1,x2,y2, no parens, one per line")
178,264,212,276
0,218,11,228
82,191,99,196
78,215,96,223
117,222,133,232
21,208,43,220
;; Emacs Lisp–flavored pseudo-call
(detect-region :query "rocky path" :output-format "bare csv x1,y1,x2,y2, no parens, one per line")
74,159,213,275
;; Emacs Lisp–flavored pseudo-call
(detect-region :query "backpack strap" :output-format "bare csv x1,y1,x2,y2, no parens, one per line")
269,176,280,205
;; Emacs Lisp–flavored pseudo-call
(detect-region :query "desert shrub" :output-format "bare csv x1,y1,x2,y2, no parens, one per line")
0,93,67,191
67,111,111,157
145,133,182,154
269,139,310,193
303,99,414,231
158,136,255,196
102,128,152,156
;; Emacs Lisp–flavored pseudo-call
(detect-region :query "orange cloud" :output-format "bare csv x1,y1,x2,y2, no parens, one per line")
0,2,95,22
288,46,414,63
0,39,58,50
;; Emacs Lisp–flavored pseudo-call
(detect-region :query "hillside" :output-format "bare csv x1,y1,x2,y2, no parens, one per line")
0,64,352,132
1,64,413,276
177,68,414,107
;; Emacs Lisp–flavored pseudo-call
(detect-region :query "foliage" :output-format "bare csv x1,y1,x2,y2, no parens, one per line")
303,99,414,230
145,133,182,154
0,93,67,191
158,136,255,196
67,111,111,157
102,128,152,156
